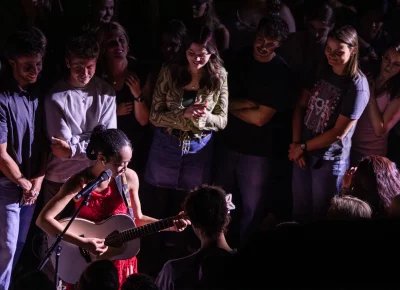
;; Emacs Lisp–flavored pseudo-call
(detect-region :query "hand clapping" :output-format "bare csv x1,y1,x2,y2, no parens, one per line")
184,99,208,120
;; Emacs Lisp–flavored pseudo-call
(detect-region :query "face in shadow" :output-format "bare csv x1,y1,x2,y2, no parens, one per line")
192,0,208,19
308,20,333,44
94,0,114,25
103,29,129,61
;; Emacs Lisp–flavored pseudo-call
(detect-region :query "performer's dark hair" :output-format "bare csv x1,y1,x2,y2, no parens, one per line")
86,125,131,161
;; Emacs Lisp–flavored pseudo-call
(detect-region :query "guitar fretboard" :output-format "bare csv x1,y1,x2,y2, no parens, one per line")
116,216,177,243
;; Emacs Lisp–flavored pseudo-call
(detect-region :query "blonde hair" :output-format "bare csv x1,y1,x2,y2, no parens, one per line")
96,21,130,54
328,195,372,220
95,22,135,78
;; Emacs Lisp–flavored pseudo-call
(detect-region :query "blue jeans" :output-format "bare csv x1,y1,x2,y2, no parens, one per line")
0,178,35,290
145,128,214,191
292,156,349,222
214,149,271,244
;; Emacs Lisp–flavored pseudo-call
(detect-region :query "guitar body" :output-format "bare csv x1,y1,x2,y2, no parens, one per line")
47,214,140,284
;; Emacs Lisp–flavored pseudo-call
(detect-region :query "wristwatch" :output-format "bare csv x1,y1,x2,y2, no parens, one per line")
300,143,307,152
133,94,144,103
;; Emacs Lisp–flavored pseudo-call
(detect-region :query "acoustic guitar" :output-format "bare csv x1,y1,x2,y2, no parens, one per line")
47,214,180,284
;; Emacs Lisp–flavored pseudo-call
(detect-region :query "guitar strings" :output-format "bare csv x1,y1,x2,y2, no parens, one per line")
104,217,177,243
104,213,188,243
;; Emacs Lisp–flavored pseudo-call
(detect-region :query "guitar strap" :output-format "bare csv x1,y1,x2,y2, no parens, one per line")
115,174,134,219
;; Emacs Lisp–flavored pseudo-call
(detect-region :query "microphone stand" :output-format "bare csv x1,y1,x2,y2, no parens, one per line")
38,190,93,290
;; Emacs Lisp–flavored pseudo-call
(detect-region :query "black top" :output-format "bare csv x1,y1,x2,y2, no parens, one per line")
114,58,151,149
181,90,197,108
219,46,296,157
111,58,152,172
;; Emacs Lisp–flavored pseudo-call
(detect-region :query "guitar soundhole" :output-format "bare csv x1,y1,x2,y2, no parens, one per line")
105,230,123,248
78,234,92,263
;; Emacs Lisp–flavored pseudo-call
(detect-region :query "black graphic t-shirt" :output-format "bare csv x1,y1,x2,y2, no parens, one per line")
302,71,369,161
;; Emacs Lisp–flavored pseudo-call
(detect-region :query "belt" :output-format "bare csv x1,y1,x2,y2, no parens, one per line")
161,128,211,139
161,128,212,155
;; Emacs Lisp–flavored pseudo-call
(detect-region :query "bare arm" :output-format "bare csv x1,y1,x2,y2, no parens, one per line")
281,3,296,33
230,105,276,127
292,89,310,143
133,74,151,126
229,99,258,110
125,169,158,227
306,115,357,151
0,143,27,184
126,169,186,232
367,93,400,137
36,174,90,248
0,103,28,185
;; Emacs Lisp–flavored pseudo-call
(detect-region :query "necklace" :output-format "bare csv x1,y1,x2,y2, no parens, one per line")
107,71,126,86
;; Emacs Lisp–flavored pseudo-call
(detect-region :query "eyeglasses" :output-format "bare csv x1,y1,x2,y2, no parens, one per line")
187,51,210,59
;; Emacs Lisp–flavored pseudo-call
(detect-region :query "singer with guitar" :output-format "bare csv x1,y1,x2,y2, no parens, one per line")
36,125,190,287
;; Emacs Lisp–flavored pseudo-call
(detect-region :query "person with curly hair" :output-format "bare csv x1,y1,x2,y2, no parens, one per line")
43,32,117,208
0,27,47,290
156,185,234,290
215,16,294,244
341,155,400,217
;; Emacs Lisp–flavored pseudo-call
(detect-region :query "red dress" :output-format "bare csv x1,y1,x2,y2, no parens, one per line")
67,180,138,289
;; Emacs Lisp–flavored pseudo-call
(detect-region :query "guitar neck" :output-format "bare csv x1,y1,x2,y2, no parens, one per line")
116,216,178,243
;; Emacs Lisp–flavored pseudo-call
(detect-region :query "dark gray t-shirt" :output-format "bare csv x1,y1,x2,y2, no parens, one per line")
156,248,236,290
302,71,369,161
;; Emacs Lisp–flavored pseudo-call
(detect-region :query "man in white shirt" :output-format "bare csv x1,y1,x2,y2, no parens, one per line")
43,32,117,205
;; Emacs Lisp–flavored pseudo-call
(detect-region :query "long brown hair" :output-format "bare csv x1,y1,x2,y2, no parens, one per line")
383,41,400,100
327,25,362,79
170,25,224,93
195,0,222,30
352,155,400,217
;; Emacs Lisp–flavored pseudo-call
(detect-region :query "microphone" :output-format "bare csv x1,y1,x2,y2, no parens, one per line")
74,169,113,199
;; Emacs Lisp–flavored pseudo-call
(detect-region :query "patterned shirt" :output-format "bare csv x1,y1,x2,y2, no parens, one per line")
149,65,229,135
